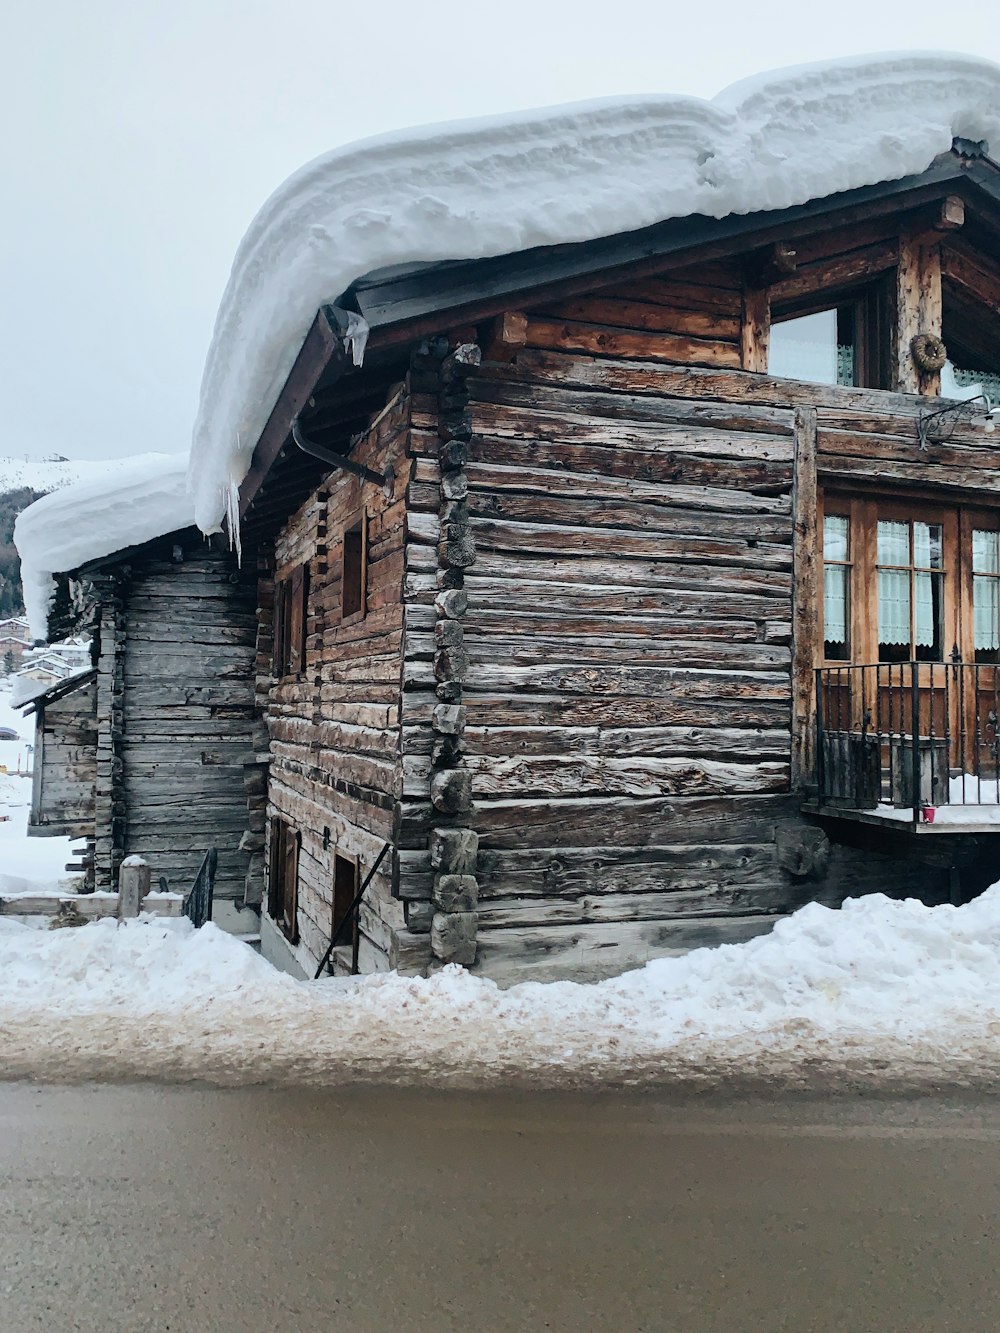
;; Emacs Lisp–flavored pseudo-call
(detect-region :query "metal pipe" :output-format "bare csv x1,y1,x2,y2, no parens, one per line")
291,416,387,487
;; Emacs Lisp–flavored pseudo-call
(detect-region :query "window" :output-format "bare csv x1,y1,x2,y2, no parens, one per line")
267,817,299,943
273,562,309,677
819,496,968,666
876,519,945,663
973,528,1000,664
332,852,360,970
769,286,890,389
822,514,851,661
771,308,856,386
342,512,368,622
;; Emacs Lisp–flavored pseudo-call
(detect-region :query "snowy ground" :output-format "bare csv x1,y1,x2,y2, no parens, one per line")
0,681,83,896
4,889,1000,1090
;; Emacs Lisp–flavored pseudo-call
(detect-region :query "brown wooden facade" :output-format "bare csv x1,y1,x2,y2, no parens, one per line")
237,142,1000,983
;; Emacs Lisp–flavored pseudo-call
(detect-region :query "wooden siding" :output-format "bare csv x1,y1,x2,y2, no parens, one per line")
109,542,258,901
397,340,981,982
262,383,420,975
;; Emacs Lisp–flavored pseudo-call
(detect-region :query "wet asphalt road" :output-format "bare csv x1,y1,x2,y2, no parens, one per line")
1,1082,1000,1331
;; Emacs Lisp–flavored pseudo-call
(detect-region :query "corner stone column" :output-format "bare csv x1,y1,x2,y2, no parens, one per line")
429,342,481,967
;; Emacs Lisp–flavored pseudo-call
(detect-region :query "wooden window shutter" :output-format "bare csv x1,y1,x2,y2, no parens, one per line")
342,512,368,621
297,562,310,675
267,818,284,921
284,828,300,944
273,578,287,677
287,566,305,677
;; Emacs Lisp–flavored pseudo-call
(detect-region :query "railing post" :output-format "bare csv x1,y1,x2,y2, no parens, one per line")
815,667,825,800
118,855,151,919
910,663,921,821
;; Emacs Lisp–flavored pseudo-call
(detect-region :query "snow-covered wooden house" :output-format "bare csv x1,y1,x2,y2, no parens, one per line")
15,457,262,931
178,53,1000,983
22,53,1000,984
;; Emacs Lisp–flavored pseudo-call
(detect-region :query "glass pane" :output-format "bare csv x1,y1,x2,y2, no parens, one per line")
914,573,943,662
823,565,849,659
912,523,942,570
769,309,839,385
973,529,1000,575
877,520,909,566
823,514,849,562
974,575,1000,650
878,568,910,649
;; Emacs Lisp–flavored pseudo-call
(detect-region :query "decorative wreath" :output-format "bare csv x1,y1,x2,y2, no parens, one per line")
910,332,948,373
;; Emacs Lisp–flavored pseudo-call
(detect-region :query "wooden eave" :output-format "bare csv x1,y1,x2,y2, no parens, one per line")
237,147,1000,516
20,668,97,716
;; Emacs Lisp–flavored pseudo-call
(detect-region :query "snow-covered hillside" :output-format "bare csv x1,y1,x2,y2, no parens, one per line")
0,454,173,498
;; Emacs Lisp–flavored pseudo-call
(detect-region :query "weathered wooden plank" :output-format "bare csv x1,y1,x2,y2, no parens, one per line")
791,406,818,790
524,317,742,368
471,915,780,983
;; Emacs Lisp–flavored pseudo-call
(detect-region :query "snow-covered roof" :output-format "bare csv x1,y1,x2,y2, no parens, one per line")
14,453,192,640
187,51,1000,533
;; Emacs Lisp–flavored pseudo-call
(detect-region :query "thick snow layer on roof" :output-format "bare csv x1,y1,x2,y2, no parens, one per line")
188,51,1000,532
4,888,1000,1087
14,453,192,640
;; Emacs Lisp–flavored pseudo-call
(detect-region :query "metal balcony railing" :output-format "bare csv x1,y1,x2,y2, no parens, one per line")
816,662,1000,820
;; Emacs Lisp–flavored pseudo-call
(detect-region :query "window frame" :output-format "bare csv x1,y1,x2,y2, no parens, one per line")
341,510,368,626
272,560,310,679
818,490,978,669
770,279,893,390
267,816,300,944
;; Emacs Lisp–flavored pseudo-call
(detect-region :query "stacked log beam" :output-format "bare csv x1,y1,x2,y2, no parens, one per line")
92,570,128,889
428,343,482,967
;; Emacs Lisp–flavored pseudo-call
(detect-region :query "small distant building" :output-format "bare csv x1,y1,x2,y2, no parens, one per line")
0,616,32,668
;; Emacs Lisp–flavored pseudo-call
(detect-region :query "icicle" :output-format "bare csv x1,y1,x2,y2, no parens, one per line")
342,311,370,367
224,479,243,565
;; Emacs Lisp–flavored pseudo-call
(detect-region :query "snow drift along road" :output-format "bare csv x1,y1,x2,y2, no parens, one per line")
4,888,1000,1088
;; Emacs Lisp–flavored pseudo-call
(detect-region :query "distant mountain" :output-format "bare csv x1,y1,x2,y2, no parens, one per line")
0,454,175,618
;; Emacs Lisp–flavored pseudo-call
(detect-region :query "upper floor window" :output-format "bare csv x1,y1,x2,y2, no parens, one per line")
342,511,368,623
273,562,309,678
770,307,857,387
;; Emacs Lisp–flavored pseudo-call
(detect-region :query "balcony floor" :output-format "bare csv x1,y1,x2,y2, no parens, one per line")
801,800,1000,834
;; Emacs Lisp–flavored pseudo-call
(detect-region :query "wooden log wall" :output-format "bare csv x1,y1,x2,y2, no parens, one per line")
29,680,97,844
114,539,258,902
262,383,428,976
394,328,983,983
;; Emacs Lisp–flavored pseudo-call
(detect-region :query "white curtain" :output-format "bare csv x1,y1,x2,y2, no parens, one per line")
973,531,999,651
878,569,910,646
824,566,848,644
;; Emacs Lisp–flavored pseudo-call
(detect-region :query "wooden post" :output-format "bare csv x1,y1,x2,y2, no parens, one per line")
118,855,151,919
740,284,770,373
894,232,944,396
791,406,819,792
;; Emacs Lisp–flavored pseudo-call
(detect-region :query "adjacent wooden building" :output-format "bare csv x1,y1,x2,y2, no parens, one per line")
29,531,262,929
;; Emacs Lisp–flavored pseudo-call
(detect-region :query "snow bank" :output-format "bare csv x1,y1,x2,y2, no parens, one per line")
188,51,1000,532
14,453,192,639
5,889,1000,1088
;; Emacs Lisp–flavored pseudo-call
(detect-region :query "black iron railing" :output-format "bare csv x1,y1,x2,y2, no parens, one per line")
313,843,389,980
183,849,217,928
816,662,1000,817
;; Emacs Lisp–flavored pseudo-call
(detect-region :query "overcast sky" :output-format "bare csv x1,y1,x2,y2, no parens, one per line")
2,0,997,463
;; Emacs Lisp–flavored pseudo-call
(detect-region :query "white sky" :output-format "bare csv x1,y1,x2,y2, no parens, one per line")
1,0,998,462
